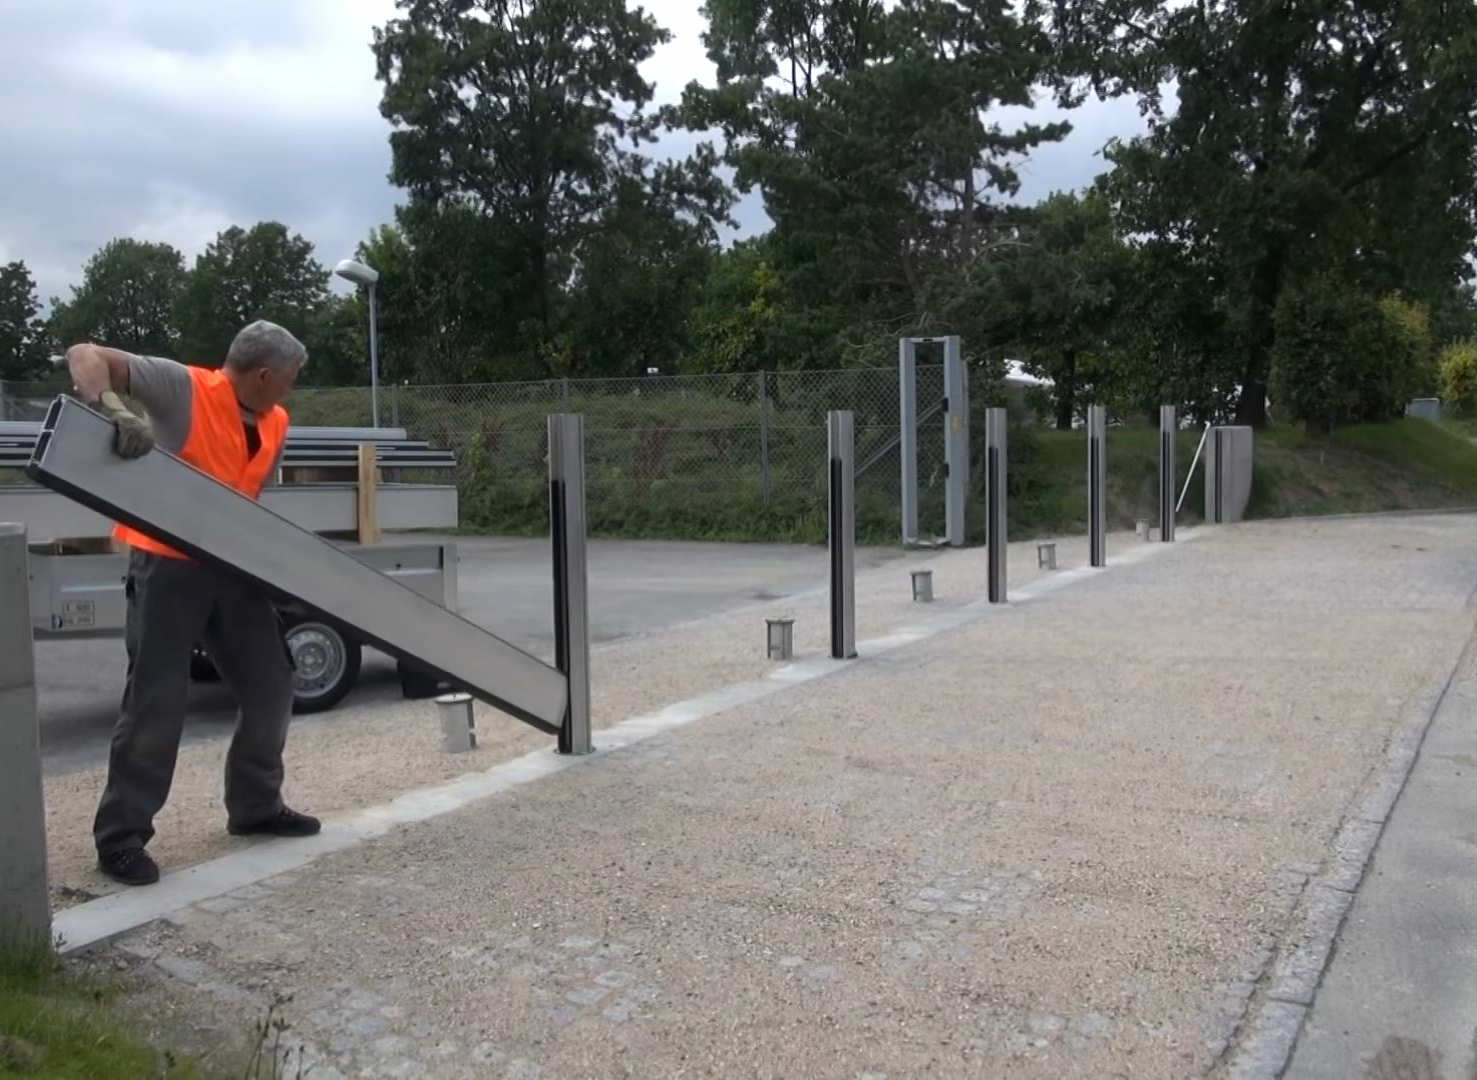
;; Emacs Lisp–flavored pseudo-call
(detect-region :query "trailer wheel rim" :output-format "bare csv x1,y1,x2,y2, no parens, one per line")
287,623,345,700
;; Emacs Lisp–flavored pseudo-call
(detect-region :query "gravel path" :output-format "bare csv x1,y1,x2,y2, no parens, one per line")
42,531,1083,906
77,516,1477,1078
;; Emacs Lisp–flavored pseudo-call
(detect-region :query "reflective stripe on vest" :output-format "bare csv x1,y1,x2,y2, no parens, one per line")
113,367,288,559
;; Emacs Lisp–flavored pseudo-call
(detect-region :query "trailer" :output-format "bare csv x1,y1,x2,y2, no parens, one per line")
3,417,463,713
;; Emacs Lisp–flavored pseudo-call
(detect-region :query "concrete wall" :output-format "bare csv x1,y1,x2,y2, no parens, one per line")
1205,427,1254,524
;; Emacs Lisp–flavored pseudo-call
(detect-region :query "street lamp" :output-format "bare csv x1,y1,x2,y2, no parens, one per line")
333,258,381,427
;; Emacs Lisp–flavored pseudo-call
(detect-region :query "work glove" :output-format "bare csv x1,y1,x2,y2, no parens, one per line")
96,390,155,459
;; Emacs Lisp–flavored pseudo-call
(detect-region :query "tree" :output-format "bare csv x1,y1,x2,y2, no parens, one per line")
0,261,47,381
972,192,1129,427
685,0,1069,364
373,0,732,376
47,239,186,357
1042,0,1477,426
175,223,329,364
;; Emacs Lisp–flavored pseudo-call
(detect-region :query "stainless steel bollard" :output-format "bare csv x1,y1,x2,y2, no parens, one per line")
436,692,476,753
1037,542,1057,570
549,414,592,756
985,408,1008,604
828,411,857,659
910,569,934,602
0,523,50,946
766,617,795,660
1159,405,1177,542
1087,405,1107,568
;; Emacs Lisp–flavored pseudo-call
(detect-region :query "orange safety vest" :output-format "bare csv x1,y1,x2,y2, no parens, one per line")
113,366,288,559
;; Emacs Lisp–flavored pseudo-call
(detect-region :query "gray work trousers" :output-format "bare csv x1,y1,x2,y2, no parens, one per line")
94,550,295,855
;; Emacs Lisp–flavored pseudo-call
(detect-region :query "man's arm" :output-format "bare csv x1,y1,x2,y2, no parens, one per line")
65,343,133,402
63,343,156,459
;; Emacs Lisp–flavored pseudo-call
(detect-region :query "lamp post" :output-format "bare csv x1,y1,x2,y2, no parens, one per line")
333,258,380,427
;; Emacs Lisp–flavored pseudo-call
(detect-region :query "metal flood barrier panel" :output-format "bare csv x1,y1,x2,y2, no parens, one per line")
27,397,568,735
828,411,857,660
985,407,1007,604
1159,406,1177,542
1205,425,1254,524
1087,405,1107,568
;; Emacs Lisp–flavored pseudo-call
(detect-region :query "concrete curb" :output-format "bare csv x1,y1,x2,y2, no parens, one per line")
1224,619,1477,1078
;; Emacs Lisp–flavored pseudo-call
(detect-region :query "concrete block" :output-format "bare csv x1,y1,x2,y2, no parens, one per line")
0,525,49,946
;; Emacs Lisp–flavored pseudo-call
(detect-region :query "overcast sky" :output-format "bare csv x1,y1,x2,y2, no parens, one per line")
0,0,1147,306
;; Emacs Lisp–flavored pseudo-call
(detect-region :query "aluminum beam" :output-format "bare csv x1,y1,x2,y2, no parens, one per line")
899,340,919,545
829,411,857,659
28,397,566,734
985,408,1007,604
0,524,49,945
1159,406,1176,542
549,415,591,755
1087,404,1107,567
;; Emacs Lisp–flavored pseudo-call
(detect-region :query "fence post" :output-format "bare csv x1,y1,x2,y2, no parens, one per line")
390,383,401,428
549,414,592,755
561,377,571,414
0,523,50,947
758,373,772,509
0,382,9,421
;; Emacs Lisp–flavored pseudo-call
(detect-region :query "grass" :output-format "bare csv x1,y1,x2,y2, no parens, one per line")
0,939,203,1079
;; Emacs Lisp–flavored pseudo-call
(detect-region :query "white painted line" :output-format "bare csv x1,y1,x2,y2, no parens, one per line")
54,528,1198,954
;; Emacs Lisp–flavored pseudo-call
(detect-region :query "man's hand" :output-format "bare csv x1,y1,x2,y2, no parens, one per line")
97,390,155,459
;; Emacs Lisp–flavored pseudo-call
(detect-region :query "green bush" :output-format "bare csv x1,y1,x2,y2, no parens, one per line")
1272,278,1434,432
1439,340,1477,416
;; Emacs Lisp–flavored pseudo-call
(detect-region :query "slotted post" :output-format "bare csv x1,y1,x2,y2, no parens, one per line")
943,335,968,546
985,408,1008,604
899,340,918,545
549,415,591,755
1159,405,1176,542
1087,404,1107,567
0,523,49,947
829,410,856,659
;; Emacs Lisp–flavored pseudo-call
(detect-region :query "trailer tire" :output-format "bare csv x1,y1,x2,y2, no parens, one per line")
284,619,362,714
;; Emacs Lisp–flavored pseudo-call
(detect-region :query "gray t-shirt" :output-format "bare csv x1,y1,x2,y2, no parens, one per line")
125,354,283,482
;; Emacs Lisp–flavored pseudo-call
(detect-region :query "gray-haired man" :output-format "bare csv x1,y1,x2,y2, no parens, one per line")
67,320,321,886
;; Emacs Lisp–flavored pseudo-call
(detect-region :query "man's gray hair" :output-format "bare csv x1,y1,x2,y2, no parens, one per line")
224,320,308,372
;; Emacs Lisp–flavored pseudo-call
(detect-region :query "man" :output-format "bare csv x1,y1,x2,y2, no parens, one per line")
67,320,320,887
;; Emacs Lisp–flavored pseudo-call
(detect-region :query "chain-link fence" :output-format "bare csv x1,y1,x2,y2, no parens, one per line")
283,367,948,544
1,368,958,542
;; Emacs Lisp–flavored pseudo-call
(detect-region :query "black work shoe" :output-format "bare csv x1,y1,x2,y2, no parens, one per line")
98,848,160,886
227,806,321,838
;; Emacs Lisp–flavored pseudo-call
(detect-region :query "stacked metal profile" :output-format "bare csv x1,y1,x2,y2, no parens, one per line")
0,419,459,539
1,421,457,472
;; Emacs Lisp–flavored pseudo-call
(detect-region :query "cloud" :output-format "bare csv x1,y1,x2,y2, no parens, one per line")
1,1,1147,312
